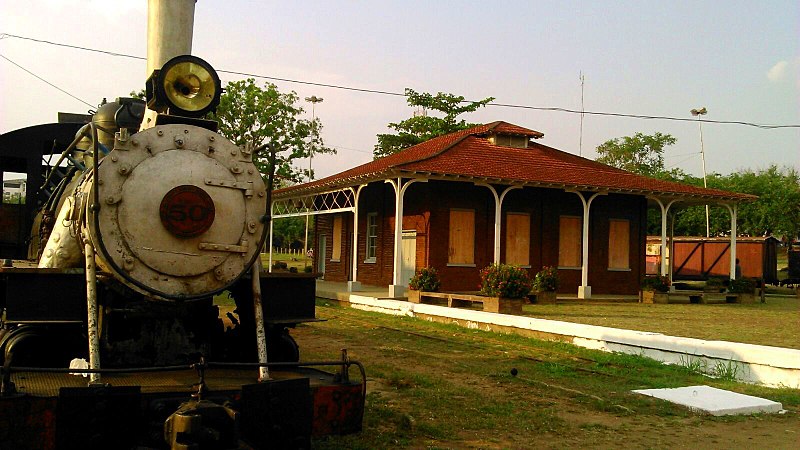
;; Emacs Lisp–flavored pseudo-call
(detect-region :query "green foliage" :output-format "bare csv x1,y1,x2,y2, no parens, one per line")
408,267,441,292
374,88,494,158
728,277,756,294
640,275,670,292
532,266,559,292
271,216,309,248
704,277,727,292
480,263,532,299
595,132,676,175
210,78,335,184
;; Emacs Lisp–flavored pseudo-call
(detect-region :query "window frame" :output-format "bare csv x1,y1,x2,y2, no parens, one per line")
364,212,378,263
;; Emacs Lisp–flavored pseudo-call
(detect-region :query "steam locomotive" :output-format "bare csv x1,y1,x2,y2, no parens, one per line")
0,27,363,450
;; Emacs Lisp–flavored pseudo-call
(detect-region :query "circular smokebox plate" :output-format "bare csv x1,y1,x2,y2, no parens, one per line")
159,185,216,238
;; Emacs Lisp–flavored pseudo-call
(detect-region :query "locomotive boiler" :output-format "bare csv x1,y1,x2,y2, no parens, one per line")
0,1,364,448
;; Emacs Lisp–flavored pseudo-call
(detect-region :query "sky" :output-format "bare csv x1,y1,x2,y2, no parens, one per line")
1,0,798,182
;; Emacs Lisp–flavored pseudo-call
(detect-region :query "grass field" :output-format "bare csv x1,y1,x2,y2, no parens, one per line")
521,294,800,349
300,301,800,449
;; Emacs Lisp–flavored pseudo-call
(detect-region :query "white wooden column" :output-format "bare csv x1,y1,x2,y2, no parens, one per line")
569,191,606,299
651,197,678,278
724,203,738,279
476,184,522,263
348,185,366,292
386,178,426,297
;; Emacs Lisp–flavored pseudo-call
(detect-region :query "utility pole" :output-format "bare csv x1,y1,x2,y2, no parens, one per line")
303,96,323,269
691,107,709,237
579,72,585,157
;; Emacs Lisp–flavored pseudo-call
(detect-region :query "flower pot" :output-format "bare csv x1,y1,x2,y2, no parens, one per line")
407,290,421,303
641,290,668,304
481,296,524,315
534,291,557,304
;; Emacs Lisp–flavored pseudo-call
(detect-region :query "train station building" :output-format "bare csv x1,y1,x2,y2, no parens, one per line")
271,121,755,298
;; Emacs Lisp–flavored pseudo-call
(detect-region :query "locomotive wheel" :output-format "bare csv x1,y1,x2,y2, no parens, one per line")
267,328,300,363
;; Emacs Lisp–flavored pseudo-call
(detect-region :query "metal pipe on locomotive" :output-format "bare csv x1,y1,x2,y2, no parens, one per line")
0,1,364,447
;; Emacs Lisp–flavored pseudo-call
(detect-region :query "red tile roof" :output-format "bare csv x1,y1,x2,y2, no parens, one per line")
275,121,755,202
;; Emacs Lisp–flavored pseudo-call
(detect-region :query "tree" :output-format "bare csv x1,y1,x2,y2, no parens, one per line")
374,88,494,159
595,132,677,175
210,79,334,184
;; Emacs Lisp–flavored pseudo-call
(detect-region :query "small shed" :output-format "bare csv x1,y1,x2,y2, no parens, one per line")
647,236,779,283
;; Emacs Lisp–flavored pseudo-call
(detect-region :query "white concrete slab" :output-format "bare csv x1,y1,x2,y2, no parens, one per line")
632,385,783,416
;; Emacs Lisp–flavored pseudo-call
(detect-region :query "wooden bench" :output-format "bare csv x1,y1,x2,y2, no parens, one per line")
643,290,740,304
407,291,523,314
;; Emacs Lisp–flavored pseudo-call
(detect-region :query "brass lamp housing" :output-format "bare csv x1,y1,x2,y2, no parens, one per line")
146,55,221,117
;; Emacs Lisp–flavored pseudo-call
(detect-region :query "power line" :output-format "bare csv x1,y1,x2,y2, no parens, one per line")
0,53,95,108
2,33,799,130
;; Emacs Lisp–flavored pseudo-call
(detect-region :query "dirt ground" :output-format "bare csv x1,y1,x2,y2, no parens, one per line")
292,303,800,449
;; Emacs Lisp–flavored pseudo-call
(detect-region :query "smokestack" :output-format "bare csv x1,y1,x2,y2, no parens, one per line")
147,0,197,77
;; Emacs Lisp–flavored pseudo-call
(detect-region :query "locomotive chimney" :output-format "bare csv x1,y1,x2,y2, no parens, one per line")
147,0,197,76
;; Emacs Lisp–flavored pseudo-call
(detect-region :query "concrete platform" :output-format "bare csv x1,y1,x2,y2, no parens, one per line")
633,385,784,416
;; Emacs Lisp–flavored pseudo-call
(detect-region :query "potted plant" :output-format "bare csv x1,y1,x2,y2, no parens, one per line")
407,267,440,303
704,277,726,293
728,277,756,303
640,275,670,304
479,263,532,314
532,266,559,304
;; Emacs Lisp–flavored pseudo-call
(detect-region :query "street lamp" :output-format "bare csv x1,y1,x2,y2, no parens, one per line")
691,107,709,237
303,96,323,269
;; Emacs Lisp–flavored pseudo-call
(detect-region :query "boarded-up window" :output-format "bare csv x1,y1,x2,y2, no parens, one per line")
505,213,530,265
608,219,630,269
331,215,343,261
448,209,475,265
558,216,581,268
366,213,377,262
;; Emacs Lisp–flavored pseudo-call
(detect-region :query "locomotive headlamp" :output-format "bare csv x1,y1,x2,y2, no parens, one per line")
146,55,221,117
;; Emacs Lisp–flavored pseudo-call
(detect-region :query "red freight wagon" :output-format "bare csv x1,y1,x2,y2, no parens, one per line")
646,236,779,284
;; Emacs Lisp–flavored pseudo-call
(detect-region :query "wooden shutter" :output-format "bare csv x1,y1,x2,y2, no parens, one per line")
332,215,342,261
608,219,630,269
448,209,475,264
558,216,581,267
505,213,530,265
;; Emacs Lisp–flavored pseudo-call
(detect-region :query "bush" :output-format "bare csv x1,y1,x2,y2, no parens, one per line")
289,266,298,273
641,275,670,293
480,263,532,299
532,266,559,292
409,267,441,292
729,277,756,294
705,277,727,292
303,266,313,273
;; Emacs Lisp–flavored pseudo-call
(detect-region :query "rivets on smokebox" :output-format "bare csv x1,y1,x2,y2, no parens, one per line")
111,155,118,162
157,130,164,136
